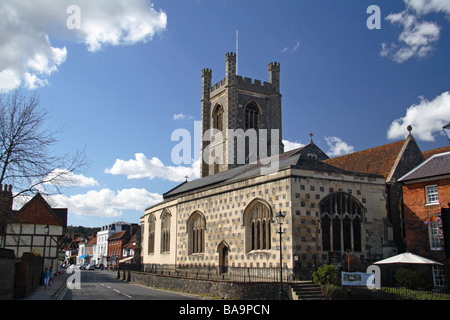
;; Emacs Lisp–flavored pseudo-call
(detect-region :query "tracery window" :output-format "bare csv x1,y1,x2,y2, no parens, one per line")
213,105,224,131
245,102,260,130
319,192,364,252
244,200,272,252
147,214,156,254
188,212,206,254
161,210,171,253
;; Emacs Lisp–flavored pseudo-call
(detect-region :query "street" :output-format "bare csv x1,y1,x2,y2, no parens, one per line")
60,269,205,300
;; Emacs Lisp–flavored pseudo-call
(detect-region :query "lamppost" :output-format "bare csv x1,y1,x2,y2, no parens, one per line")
43,224,49,270
443,122,450,143
275,211,285,300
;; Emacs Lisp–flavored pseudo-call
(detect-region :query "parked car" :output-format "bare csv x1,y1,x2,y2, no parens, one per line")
80,263,89,270
86,264,95,270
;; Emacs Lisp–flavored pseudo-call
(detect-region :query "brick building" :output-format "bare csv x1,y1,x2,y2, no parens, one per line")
399,150,450,287
108,224,138,269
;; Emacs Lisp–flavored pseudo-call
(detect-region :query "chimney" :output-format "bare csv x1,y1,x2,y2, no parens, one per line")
0,184,13,237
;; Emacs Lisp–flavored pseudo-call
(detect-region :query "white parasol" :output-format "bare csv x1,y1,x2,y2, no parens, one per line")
374,252,443,265
374,252,442,289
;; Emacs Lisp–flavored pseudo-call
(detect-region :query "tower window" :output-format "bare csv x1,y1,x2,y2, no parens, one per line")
213,105,224,131
245,103,259,130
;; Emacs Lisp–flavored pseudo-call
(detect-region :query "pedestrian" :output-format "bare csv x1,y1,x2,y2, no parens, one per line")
43,267,51,289
49,266,54,286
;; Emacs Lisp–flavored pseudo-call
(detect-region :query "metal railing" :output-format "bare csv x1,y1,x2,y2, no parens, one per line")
119,263,311,283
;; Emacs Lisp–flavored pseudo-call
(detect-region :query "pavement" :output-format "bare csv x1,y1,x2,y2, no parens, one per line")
19,269,71,300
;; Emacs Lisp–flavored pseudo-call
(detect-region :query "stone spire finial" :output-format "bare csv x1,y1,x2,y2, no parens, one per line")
407,125,413,137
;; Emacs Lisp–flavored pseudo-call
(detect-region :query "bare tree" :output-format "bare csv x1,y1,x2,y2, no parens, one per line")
0,90,89,198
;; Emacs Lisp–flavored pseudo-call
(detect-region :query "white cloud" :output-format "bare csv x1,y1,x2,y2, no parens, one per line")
44,169,99,187
404,0,450,16
0,0,167,92
380,0,450,63
381,12,440,63
282,139,305,151
281,40,300,54
387,91,450,141
325,137,355,157
173,113,194,121
173,113,187,120
105,153,201,183
50,188,163,218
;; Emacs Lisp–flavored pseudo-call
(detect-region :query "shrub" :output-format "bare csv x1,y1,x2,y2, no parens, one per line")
395,268,430,290
312,264,340,286
322,284,348,300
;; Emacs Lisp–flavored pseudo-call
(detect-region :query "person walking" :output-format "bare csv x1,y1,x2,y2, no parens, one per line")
43,267,51,289
49,266,54,286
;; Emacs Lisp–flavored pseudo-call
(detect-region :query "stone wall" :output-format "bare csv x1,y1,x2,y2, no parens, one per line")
120,270,285,300
0,249,15,300
14,252,43,299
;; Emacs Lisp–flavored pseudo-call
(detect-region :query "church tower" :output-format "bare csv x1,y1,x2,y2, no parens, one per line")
201,52,284,178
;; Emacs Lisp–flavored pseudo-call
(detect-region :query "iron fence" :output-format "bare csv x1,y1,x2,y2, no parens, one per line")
119,263,311,282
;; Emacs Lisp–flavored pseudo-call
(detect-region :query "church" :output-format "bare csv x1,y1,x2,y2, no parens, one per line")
140,52,424,273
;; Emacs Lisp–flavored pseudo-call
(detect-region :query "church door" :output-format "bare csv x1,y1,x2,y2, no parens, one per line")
218,241,229,274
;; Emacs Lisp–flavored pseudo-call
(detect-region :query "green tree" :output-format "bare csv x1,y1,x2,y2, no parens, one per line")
0,90,88,197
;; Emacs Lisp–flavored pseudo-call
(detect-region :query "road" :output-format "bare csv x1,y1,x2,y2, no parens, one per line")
60,269,204,300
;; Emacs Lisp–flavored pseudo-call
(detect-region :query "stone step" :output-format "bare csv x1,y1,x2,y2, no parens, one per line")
290,282,325,300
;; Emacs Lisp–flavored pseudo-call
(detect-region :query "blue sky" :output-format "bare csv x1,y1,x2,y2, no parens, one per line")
1,0,449,227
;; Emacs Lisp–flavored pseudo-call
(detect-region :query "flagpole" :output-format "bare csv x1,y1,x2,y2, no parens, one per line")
236,30,239,75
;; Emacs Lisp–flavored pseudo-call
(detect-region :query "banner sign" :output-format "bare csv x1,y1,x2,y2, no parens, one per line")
342,272,373,287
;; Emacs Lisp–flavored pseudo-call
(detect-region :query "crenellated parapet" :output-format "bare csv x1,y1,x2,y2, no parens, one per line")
210,75,275,95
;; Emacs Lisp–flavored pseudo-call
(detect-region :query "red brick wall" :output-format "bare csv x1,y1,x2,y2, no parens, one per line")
402,178,450,259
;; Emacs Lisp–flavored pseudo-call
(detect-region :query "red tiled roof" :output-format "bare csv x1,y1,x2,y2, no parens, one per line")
12,193,67,226
123,234,136,249
323,139,407,180
108,230,128,240
422,146,450,160
86,236,97,245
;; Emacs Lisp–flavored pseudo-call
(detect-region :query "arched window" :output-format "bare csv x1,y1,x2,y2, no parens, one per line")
188,212,206,254
213,105,224,131
244,200,272,252
319,192,364,253
245,102,260,130
161,210,171,253
147,214,156,254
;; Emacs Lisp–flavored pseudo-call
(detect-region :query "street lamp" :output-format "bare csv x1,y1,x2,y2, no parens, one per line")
443,122,450,143
43,224,49,270
275,210,285,300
